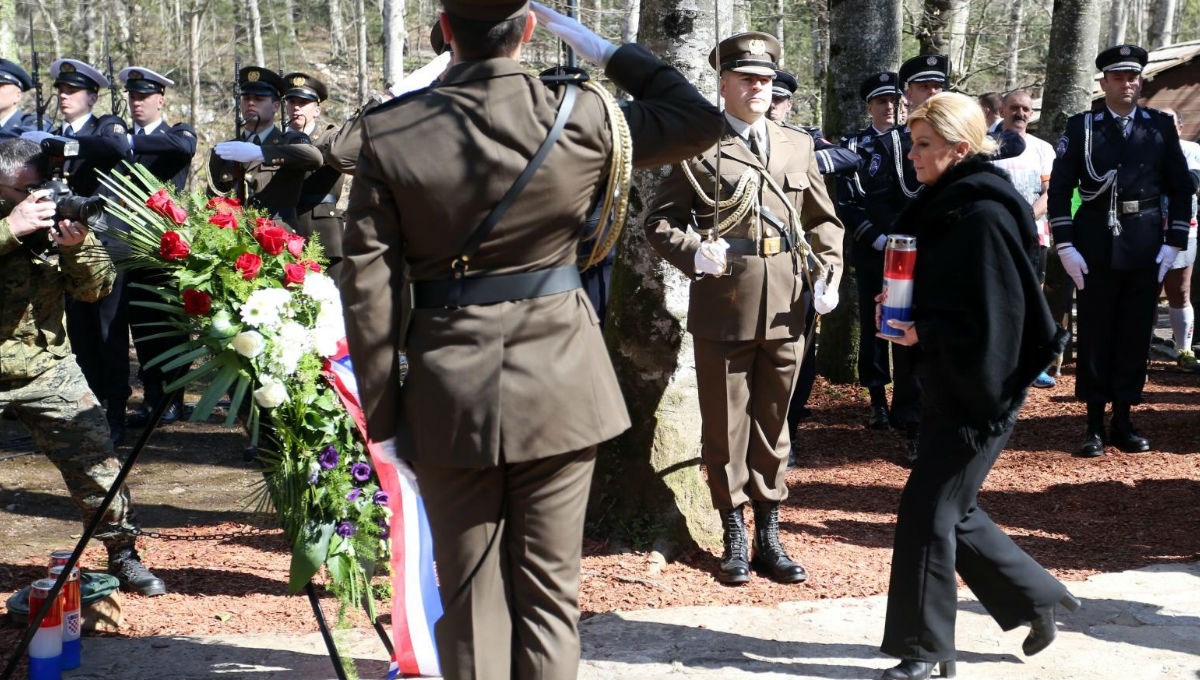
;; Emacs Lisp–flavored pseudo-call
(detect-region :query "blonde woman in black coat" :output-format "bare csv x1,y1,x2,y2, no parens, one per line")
874,92,1077,680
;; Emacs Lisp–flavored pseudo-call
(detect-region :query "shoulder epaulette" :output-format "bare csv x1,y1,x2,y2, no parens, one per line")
365,85,436,117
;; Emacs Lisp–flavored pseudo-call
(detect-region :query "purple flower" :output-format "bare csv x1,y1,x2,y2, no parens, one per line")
346,488,362,502
319,445,338,470
335,521,356,538
378,521,390,539
373,490,389,506
350,462,371,482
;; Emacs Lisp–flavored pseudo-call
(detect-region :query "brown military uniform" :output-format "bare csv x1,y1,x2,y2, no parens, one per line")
341,41,721,680
208,126,323,230
0,223,137,551
645,117,844,510
295,124,346,267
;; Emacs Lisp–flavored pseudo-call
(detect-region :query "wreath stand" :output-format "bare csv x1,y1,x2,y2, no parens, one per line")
0,390,393,680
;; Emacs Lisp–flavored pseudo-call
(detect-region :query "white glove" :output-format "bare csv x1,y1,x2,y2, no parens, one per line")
871,234,887,252
388,52,452,98
1056,243,1088,290
813,274,839,315
693,238,729,276
20,130,53,144
1156,244,1181,282
215,141,265,164
531,2,618,66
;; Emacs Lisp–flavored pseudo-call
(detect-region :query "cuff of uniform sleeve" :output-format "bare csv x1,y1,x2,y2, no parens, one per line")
0,218,20,255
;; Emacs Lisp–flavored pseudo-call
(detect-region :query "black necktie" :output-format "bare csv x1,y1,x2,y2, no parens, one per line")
135,128,145,136
748,128,767,166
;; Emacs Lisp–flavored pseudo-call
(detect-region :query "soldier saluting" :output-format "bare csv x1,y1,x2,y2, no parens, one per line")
644,32,844,587
209,66,322,230
1048,44,1192,457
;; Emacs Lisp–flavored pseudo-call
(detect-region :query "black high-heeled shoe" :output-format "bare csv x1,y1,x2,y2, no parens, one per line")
879,659,956,680
1023,592,1082,656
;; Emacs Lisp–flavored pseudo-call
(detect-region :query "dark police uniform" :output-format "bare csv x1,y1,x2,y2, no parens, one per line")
0,59,47,139
118,66,198,425
208,66,322,230
1047,44,1192,455
41,59,134,443
281,72,346,277
837,68,924,442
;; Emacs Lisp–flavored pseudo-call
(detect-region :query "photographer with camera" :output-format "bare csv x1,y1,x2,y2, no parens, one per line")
23,58,134,445
0,138,166,597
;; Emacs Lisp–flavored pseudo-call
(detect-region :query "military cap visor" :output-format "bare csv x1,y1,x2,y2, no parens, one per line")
1097,44,1148,73
709,32,780,77
860,72,899,102
431,22,449,54
441,0,529,21
0,59,33,91
238,66,284,98
282,72,328,103
50,59,109,91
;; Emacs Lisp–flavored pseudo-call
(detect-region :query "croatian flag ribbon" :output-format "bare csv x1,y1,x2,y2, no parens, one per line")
325,339,442,678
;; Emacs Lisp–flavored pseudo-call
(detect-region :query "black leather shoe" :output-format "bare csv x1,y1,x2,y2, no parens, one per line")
868,404,891,430
108,548,167,596
106,401,127,448
750,501,807,583
717,506,750,585
1075,432,1104,458
128,401,182,427
1109,425,1149,453
880,659,956,679
1023,592,1081,656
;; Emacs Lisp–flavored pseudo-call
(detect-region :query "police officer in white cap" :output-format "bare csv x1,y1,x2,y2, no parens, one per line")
118,66,197,429
23,58,134,444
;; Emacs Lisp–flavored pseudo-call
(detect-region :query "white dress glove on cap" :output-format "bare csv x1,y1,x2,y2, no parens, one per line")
1156,244,1181,283
20,131,53,144
1056,243,1088,291
694,238,729,276
813,276,839,315
214,141,265,164
530,2,618,66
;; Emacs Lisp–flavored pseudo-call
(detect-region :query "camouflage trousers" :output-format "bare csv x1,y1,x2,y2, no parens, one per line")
1,359,137,553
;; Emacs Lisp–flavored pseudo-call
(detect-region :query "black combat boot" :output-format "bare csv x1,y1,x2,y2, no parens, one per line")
1109,401,1149,453
1076,401,1106,458
750,501,807,583
716,505,750,585
108,548,167,596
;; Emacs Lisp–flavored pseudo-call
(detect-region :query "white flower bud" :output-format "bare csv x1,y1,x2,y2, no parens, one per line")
231,330,266,358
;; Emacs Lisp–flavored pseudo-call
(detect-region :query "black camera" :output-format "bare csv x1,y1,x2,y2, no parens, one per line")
36,136,106,230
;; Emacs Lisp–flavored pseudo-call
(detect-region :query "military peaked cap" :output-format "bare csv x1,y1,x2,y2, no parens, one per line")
118,66,174,94
282,72,328,102
51,58,109,91
441,0,529,21
860,71,899,102
1096,44,1148,73
899,54,949,87
0,59,33,91
772,70,797,98
239,66,284,98
709,32,780,77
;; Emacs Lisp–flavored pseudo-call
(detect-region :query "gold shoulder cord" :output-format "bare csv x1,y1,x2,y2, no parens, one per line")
578,80,634,270
679,161,760,236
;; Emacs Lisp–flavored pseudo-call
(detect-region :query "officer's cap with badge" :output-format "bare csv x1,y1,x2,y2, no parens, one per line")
1096,44,1148,74
899,54,949,88
239,66,285,99
282,72,329,103
0,59,33,91
771,69,798,99
441,0,528,20
118,67,174,94
860,72,899,102
709,32,780,77
50,58,109,92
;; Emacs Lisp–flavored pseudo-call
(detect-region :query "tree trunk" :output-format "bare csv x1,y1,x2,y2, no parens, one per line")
1108,0,1127,46
1004,0,1024,89
731,0,749,33
773,0,784,67
947,0,970,73
189,5,201,129
819,0,901,385
281,0,298,43
33,0,62,58
1149,0,1176,48
0,0,14,60
917,0,968,62
382,0,404,88
354,0,368,102
811,1,830,126
328,0,348,60
1038,0,1101,362
621,0,640,44
589,0,733,557
246,0,265,65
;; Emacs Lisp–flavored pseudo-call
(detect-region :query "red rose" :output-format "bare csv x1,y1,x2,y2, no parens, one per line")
302,259,322,273
254,225,289,255
209,212,238,230
285,232,306,258
159,230,190,260
182,288,212,315
205,196,242,215
283,263,307,286
255,217,278,231
146,188,188,225
235,252,263,280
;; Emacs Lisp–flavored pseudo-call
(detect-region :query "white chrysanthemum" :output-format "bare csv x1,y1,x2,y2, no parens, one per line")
253,375,288,408
240,288,293,328
310,324,343,357
302,273,341,307
231,330,265,358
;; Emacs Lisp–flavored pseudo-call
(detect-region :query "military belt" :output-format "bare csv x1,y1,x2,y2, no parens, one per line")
725,236,790,257
1117,196,1160,215
412,265,582,309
